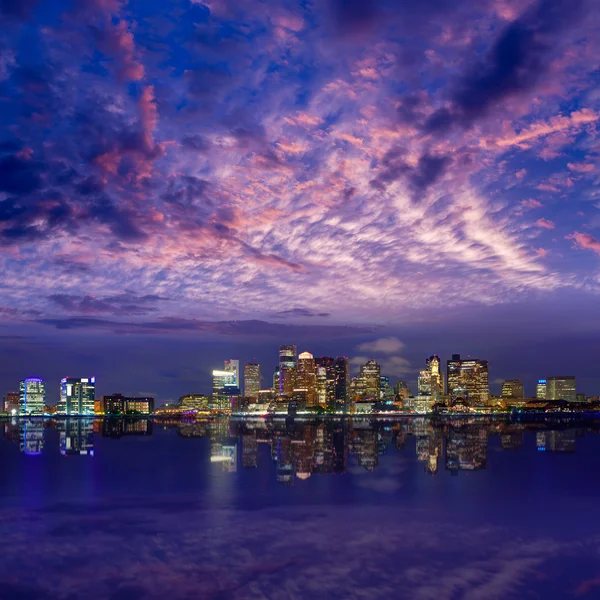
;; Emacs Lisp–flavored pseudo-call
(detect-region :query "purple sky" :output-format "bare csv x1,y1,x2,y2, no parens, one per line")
1,0,600,401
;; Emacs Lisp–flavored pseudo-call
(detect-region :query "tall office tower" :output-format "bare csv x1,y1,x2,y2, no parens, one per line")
418,355,443,399
546,376,576,402
244,363,260,398
316,366,328,406
296,352,317,406
394,381,411,399
272,367,280,393
279,345,297,396
536,379,547,399
57,377,96,415
212,368,238,411
19,378,46,415
334,356,350,411
224,359,240,387
446,354,490,405
501,379,524,399
380,376,393,399
4,391,19,414
350,376,367,401
360,360,381,400
315,357,336,407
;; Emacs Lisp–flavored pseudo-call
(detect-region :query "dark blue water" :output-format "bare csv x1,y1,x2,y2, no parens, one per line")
1,416,599,599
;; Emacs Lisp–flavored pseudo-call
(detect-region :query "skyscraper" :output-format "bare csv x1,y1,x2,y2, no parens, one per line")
316,366,328,406
315,356,337,408
546,376,576,402
19,378,46,415
536,379,547,399
334,356,350,412
296,352,317,406
212,368,238,411
279,345,297,396
224,359,240,387
244,363,260,398
360,360,381,400
501,379,524,399
57,377,96,415
446,354,489,406
394,381,411,399
418,356,443,399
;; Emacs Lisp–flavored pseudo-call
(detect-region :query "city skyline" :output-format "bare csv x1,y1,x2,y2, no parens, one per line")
1,0,600,403
2,342,594,411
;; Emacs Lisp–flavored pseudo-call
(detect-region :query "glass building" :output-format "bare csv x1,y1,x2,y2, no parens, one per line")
536,379,547,399
57,377,96,415
334,357,350,411
279,345,297,397
296,352,317,406
19,378,46,415
360,360,381,400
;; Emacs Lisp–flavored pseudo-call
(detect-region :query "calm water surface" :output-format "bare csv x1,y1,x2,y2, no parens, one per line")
1,416,599,599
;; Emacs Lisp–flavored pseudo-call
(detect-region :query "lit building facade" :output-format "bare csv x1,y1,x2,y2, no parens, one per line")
279,345,297,396
546,376,576,402
394,381,411,399
244,363,261,398
179,394,210,411
212,369,239,411
418,355,444,401
57,377,96,415
99,394,154,414
315,357,336,408
536,379,547,399
3,391,19,414
19,378,46,415
446,354,489,406
224,359,240,387
296,352,317,406
501,379,524,399
360,360,381,400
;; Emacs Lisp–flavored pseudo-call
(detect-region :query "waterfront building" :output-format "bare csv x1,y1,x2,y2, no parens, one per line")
360,360,381,400
98,394,154,414
19,378,46,415
211,368,239,411
179,394,210,411
3,391,19,414
546,376,576,402
536,379,547,399
244,363,261,398
501,379,524,399
56,377,96,415
446,354,489,406
279,345,297,396
316,366,328,406
296,352,317,406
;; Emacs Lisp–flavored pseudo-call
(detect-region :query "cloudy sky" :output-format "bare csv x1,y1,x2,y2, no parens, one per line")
1,0,600,401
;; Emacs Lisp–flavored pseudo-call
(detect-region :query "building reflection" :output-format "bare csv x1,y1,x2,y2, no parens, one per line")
1,417,598,481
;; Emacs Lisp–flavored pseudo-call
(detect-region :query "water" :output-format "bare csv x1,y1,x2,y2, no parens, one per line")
1,416,599,599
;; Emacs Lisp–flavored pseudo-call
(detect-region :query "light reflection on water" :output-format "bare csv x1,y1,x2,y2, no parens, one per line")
1,416,599,599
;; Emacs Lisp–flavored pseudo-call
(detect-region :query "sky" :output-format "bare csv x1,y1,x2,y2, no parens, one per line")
1,0,600,402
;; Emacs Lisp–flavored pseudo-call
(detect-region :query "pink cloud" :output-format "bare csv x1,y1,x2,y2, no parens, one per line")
536,183,559,192
566,232,600,254
139,85,158,145
567,162,596,173
521,199,542,209
515,168,527,179
535,218,555,230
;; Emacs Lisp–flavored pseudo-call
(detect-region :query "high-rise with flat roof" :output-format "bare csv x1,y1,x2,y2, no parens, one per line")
546,376,576,402
279,345,297,397
501,379,524,399
360,360,381,400
536,379,547,399
244,363,261,398
334,357,350,412
446,354,489,406
296,352,317,406
19,378,46,415
57,377,96,415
